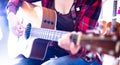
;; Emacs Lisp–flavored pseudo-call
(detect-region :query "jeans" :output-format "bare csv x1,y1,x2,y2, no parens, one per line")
42,55,102,65
15,42,69,65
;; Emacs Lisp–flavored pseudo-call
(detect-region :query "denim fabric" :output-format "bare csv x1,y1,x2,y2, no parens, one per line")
42,55,102,65
15,45,69,65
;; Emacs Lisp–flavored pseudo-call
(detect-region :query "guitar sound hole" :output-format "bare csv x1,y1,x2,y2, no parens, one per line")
25,23,31,39
96,47,102,53
108,50,114,56
85,44,91,50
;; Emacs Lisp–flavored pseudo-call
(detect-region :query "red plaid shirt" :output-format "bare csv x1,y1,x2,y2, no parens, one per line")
7,0,102,33
7,0,102,63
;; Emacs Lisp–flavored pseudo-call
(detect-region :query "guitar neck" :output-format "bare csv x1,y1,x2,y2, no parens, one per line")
30,28,115,42
30,28,69,41
29,27,120,57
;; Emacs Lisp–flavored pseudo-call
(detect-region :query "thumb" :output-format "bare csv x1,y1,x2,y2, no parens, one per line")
70,42,81,55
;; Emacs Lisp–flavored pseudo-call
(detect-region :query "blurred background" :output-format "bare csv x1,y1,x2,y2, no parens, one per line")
0,0,120,65
0,0,9,65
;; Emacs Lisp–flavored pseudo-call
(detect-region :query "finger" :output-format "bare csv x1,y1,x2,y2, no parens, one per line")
18,31,23,36
70,32,82,46
12,29,21,36
58,40,70,51
76,32,82,46
71,31,77,34
58,36,71,51
58,38,63,47
61,32,71,39
70,42,81,55
58,32,71,44
11,25,24,36
58,38,70,48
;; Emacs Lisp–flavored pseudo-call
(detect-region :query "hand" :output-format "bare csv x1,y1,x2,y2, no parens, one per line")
58,32,82,55
7,12,25,37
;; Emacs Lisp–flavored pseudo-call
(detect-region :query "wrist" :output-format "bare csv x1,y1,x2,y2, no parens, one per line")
7,12,15,19
7,3,17,15
7,8,16,15
70,45,81,55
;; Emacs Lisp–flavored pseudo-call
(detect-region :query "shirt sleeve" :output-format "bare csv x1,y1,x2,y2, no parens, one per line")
6,0,41,14
6,0,22,14
68,47,88,57
76,0,102,33
70,0,102,57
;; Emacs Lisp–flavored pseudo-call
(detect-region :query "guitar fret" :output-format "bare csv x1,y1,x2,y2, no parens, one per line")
51,31,55,41
47,30,51,40
30,28,116,42
43,29,48,39
30,28,68,41
52,31,56,41
52,30,58,41
57,32,62,40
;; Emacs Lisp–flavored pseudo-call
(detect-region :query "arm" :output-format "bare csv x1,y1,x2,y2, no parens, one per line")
6,0,41,14
73,0,102,57
7,0,22,14
58,0,102,57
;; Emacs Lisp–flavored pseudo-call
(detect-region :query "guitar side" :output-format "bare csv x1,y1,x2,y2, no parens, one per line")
7,31,30,59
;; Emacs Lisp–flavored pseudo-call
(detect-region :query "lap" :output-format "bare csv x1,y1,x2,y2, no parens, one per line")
15,58,43,65
42,55,102,65
15,46,68,65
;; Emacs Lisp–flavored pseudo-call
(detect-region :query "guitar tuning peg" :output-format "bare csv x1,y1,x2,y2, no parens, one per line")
99,35,105,39
85,44,91,50
112,35,117,41
96,47,102,53
108,50,115,56
115,41,120,53
86,33,93,37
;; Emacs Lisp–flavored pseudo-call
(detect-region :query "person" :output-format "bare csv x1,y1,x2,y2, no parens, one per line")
6,0,102,65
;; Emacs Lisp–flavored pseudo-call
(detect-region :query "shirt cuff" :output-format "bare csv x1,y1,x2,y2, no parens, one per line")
7,2,17,14
68,47,87,57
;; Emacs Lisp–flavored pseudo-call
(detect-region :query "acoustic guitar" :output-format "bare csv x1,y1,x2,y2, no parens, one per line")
8,1,120,60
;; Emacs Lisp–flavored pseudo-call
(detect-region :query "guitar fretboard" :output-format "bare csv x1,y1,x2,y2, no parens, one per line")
31,28,69,41
30,28,117,42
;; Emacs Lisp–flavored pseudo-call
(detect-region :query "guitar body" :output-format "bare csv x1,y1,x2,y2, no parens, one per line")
8,1,57,60
24,38,51,60
17,1,57,29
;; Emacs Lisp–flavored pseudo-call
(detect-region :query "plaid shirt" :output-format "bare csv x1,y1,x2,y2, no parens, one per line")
7,0,102,33
7,0,102,63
